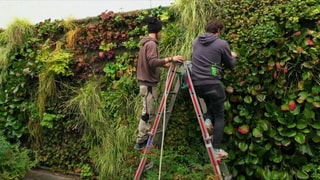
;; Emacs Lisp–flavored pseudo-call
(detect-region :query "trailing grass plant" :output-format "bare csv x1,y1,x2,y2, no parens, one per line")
66,28,80,49
63,17,80,49
5,18,35,50
66,78,109,146
164,0,223,58
95,74,139,179
0,47,9,85
62,17,77,31
29,41,73,149
66,74,139,179
36,41,73,119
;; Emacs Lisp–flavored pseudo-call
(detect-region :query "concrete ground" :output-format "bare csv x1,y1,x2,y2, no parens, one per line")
24,169,80,180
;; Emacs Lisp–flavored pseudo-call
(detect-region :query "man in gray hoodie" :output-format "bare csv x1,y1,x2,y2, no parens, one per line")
191,19,237,159
134,17,184,150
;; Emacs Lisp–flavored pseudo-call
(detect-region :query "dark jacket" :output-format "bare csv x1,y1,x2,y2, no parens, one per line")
191,33,236,86
137,36,166,86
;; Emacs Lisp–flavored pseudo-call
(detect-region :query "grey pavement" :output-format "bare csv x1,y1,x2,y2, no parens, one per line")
24,169,79,180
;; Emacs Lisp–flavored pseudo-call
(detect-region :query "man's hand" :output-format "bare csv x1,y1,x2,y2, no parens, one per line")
231,51,237,58
163,63,170,69
172,55,185,63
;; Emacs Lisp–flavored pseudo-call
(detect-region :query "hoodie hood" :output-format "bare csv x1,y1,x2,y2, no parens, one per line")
198,33,218,46
141,36,158,46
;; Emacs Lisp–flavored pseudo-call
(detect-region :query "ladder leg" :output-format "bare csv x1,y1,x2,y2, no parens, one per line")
155,77,181,147
184,63,223,180
134,64,178,180
219,160,232,180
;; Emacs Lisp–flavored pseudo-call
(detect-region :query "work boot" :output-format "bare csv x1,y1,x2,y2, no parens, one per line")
213,149,228,160
204,118,214,135
134,139,148,151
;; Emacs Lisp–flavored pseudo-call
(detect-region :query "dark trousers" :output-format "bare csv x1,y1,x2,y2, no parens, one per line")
194,83,226,149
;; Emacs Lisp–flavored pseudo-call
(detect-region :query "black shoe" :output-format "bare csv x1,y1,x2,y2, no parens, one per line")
134,139,148,150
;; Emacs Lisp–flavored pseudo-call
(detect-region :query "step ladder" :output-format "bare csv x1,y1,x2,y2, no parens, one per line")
134,62,232,180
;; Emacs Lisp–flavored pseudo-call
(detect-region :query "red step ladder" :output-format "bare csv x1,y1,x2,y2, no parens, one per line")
134,62,232,180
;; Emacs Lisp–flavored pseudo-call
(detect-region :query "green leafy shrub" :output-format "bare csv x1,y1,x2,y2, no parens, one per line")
213,0,320,179
1,0,319,179
0,135,36,180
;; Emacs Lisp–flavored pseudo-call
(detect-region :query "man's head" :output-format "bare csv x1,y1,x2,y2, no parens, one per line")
147,17,162,39
205,19,224,35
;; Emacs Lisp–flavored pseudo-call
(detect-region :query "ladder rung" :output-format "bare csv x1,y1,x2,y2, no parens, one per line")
148,130,163,135
169,91,178,94
156,130,163,134
204,136,213,141
147,132,155,136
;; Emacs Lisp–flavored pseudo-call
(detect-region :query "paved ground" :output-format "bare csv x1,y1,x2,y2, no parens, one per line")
24,169,80,180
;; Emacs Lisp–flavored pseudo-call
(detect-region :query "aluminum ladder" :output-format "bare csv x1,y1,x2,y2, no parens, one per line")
134,62,232,180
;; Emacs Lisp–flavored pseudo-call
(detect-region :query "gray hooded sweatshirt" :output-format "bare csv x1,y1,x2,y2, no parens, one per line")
191,33,236,86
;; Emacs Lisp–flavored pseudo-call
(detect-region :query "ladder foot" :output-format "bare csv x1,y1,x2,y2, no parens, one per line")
144,161,154,171
224,175,232,180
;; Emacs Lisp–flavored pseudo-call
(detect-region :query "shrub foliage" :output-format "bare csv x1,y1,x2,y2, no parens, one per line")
0,0,319,179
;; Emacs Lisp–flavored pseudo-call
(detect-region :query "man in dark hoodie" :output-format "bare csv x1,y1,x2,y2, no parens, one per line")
191,19,237,159
134,17,184,150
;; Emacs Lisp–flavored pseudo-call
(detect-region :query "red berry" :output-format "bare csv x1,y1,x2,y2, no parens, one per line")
275,62,281,70
283,65,288,74
307,39,315,46
288,100,296,111
238,125,250,135
273,71,277,79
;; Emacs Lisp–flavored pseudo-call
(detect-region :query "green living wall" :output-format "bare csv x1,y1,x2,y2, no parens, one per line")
216,0,320,179
0,0,319,179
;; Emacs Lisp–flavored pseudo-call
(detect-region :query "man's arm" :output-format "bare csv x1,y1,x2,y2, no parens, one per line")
222,41,237,69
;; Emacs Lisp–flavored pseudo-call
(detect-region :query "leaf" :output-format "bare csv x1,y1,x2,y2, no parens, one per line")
257,120,269,131
312,101,320,108
262,168,271,180
224,100,231,110
287,122,296,129
302,71,312,81
311,122,320,129
294,132,306,144
296,170,309,179
297,119,308,129
277,117,287,125
282,139,291,146
297,144,313,156
311,135,320,143
303,107,315,119
250,156,259,165
270,150,282,163
302,129,310,134
302,62,313,69
279,129,297,137
244,96,252,104
265,102,279,114
233,116,243,123
238,142,248,152
224,124,233,135
297,91,309,103
253,128,263,138
268,128,277,137
256,94,266,102
273,135,283,141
